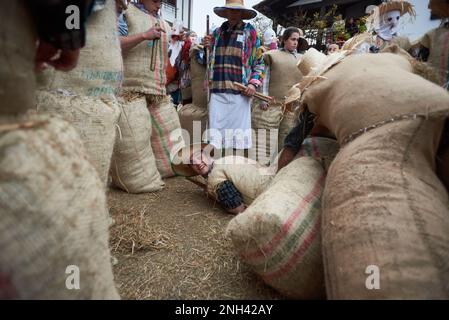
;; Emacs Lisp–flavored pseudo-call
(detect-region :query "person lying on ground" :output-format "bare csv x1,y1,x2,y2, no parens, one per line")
173,144,275,215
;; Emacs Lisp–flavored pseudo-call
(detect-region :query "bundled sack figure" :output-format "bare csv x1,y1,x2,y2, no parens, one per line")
36,0,122,186
119,0,184,180
0,0,119,299
417,0,449,89
252,27,305,165
226,136,339,299
173,144,276,215
343,0,415,53
287,47,449,299
177,45,209,145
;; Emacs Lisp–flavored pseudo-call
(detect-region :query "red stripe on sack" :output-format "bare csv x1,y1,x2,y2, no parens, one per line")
440,32,449,86
151,106,174,173
311,136,320,158
261,215,321,281
240,173,326,261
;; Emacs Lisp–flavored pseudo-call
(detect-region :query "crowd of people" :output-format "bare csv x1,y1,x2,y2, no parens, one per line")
1,0,449,299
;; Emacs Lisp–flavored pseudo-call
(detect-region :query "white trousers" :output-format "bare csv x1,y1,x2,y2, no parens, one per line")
208,93,252,149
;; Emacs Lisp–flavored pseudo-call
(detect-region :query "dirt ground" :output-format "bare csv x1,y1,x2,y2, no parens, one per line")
108,177,284,300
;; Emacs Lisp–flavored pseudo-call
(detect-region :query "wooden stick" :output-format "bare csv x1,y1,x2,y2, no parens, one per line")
233,82,273,103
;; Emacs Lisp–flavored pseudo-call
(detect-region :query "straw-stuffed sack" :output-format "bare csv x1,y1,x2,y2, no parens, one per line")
177,103,208,144
122,4,170,96
190,45,208,110
148,96,185,178
419,26,449,88
37,0,123,98
226,137,339,299
300,52,449,299
251,102,283,166
0,115,119,299
36,91,120,186
207,156,275,206
111,95,164,193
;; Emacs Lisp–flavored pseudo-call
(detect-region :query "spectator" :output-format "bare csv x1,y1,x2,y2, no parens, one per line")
203,0,265,154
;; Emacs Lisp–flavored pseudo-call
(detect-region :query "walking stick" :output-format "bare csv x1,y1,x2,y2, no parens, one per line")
150,22,159,72
206,15,211,103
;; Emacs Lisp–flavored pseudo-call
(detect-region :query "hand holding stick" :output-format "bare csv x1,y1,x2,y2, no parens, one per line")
233,82,273,103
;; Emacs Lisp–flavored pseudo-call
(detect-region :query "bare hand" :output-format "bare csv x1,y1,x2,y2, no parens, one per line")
277,147,297,173
259,102,269,111
202,35,213,49
35,41,80,72
227,204,247,215
243,84,256,97
142,26,165,41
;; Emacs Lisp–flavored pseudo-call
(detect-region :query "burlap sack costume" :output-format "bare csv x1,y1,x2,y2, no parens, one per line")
419,26,449,88
121,4,184,178
0,1,118,299
226,137,339,299
207,156,275,205
37,0,123,98
35,1,122,186
111,95,164,193
178,45,208,145
252,50,303,165
36,91,120,186
297,52,449,299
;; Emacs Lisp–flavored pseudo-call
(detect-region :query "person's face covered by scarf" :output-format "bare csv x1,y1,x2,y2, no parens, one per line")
376,10,401,41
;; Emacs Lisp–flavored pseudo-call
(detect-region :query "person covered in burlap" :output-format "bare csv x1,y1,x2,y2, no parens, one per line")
343,0,415,54
0,0,119,299
202,0,265,155
173,144,275,215
286,44,449,299
252,27,306,165
416,0,449,90
118,0,185,178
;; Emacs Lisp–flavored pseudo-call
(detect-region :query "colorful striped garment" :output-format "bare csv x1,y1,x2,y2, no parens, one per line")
208,21,265,94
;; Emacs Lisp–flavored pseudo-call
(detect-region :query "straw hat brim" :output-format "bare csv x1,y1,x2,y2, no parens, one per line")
172,143,215,177
214,6,257,20
372,1,416,18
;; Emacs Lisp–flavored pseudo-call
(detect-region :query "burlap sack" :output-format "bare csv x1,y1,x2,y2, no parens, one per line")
148,96,185,178
323,119,449,299
207,156,275,205
226,138,339,299
251,102,283,166
178,103,208,144
0,1,36,115
190,45,208,109
122,4,170,95
264,50,303,102
36,91,120,186
0,115,119,299
37,0,123,98
300,52,449,299
278,109,297,151
419,27,449,88
111,96,164,193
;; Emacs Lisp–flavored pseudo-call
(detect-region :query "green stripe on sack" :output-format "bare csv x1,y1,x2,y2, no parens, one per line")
248,198,322,274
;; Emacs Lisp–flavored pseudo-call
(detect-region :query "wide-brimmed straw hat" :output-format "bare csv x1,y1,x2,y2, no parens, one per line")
214,0,258,20
172,143,215,177
429,0,449,17
297,48,328,76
